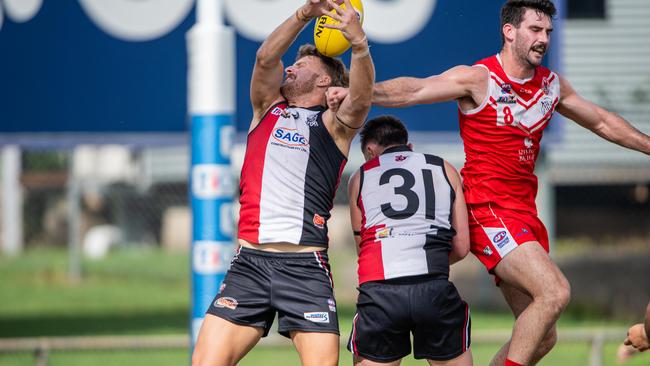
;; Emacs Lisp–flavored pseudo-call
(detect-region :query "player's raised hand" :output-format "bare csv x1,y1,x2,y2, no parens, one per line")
321,0,365,45
300,0,336,20
326,87,349,111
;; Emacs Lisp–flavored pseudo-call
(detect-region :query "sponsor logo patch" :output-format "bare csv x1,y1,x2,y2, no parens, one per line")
515,227,530,238
328,298,336,312
483,246,493,256
313,214,325,229
395,155,407,162
281,109,300,119
497,95,517,104
305,114,319,127
492,230,510,249
540,96,554,115
304,312,330,323
272,127,309,147
376,227,393,239
524,137,533,149
214,297,238,310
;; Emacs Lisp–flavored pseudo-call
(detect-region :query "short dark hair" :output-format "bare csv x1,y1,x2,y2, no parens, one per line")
296,44,349,87
360,115,408,151
500,0,557,43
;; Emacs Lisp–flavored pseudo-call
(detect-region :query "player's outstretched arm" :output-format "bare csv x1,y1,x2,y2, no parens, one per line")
348,170,362,254
444,161,469,265
373,65,487,108
322,0,374,155
250,0,332,127
557,76,650,155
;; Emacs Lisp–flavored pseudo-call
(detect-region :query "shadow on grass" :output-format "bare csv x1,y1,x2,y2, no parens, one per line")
0,308,188,338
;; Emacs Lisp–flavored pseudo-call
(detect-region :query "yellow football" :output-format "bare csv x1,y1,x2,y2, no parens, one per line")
313,0,364,57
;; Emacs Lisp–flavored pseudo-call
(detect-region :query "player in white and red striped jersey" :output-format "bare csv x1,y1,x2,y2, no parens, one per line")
192,1,375,366
327,1,650,365
347,116,472,365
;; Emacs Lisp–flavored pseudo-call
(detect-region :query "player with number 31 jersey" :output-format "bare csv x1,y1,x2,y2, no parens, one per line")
347,116,472,365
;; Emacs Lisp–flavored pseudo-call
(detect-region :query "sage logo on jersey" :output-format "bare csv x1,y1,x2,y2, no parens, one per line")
304,312,330,323
272,127,309,147
492,230,510,249
214,297,238,310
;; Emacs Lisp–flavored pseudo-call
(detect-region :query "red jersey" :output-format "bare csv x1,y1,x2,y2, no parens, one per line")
459,54,560,215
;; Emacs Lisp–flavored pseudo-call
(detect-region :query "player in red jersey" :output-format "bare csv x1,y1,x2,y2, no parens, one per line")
327,0,650,365
192,1,374,366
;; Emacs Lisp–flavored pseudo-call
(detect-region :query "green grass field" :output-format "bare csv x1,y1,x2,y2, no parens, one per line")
1,248,648,365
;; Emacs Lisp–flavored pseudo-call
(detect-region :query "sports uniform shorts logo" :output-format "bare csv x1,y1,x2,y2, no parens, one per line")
304,312,330,323
214,297,238,310
272,127,309,147
313,213,325,229
328,298,336,312
483,246,493,256
492,230,510,249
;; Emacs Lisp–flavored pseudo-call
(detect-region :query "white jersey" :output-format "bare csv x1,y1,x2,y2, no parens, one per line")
356,146,456,284
238,102,347,247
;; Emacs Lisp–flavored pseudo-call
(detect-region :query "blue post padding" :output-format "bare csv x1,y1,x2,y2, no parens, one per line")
190,114,235,344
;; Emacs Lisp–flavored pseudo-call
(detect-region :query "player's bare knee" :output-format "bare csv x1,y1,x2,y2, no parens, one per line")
540,280,570,318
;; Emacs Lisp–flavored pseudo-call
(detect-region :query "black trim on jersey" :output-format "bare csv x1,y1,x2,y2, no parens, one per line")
425,154,456,227
381,145,412,155
426,155,456,200
288,105,326,112
424,232,452,277
248,101,287,136
316,112,348,162
298,110,348,247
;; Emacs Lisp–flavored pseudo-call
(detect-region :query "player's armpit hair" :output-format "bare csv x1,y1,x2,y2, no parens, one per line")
336,114,362,130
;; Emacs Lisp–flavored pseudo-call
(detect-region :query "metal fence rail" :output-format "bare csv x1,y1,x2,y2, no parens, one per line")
0,328,628,366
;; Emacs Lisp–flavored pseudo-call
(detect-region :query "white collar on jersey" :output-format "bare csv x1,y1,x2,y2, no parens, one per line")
496,53,535,84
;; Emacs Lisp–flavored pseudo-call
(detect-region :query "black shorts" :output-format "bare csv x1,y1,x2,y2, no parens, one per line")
347,275,470,362
206,246,339,338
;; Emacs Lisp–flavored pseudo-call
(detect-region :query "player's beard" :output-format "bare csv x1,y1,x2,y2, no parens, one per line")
514,37,546,69
281,73,319,101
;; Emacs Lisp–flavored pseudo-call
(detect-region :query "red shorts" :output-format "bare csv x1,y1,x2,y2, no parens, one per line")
468,203,549,275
